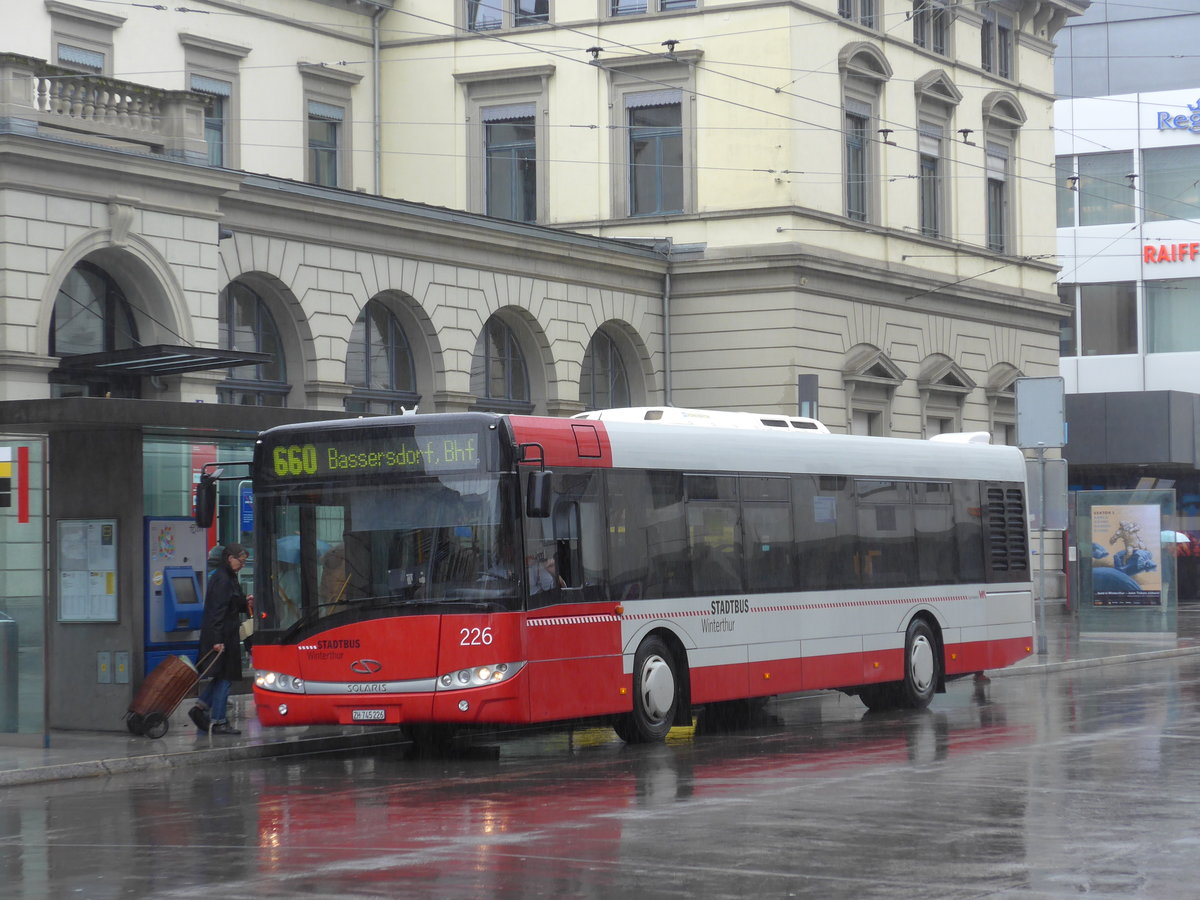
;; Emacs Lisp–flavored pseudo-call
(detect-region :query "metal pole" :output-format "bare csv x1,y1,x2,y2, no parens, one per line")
1037,444,1048,655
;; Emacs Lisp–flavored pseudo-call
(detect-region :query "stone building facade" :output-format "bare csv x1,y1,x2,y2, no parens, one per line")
0,0,1089,733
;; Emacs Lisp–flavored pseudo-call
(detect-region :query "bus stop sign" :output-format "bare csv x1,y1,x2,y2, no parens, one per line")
1015,376,1065,449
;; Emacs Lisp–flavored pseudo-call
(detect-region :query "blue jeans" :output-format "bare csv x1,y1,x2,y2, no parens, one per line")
198,678,232,724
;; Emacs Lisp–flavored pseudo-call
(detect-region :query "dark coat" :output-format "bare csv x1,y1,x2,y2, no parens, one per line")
199,562,249,681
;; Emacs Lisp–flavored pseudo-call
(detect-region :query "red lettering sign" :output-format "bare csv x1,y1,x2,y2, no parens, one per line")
1143,243,1200,263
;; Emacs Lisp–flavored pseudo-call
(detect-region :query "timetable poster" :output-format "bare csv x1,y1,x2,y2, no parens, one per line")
58,519,118,622
1090,504,1162,607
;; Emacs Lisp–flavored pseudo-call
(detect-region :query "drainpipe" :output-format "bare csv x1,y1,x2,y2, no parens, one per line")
660,239,674,406
371,3,385,195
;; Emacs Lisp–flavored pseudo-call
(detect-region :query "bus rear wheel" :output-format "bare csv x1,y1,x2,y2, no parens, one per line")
614,636,678,744
859,618,940,711
898,618,939,709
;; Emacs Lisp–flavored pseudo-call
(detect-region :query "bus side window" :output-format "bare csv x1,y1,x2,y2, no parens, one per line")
605,470,687,601
955,482,987,582
605,471,646,602
741,475,795,593
795,475,857,591
855,480,916,588
913,481,956,585
685,474,743,596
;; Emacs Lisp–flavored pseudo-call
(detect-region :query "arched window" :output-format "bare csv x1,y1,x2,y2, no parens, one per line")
218,281,288,407
49,260,139,398
914,71,962,240
346,300,419,414
839,43,892,224
982,92,1026,255
580,329,630,410
470,317,530,412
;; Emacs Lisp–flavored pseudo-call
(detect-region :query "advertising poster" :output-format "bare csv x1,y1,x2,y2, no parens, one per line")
1090,504,1162,606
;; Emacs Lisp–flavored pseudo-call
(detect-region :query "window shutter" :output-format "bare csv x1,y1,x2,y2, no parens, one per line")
482,102,535,122
625,89,682,109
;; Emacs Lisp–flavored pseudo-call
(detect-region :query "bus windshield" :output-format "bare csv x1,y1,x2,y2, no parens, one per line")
258,472,522,631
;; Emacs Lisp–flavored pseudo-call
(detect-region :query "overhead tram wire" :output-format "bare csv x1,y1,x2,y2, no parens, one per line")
48,2,1200,239
45,0,1191,210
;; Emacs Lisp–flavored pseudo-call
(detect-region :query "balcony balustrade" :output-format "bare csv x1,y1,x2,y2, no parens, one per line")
0,52,207,162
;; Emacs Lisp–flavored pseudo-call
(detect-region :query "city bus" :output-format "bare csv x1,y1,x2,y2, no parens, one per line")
236,411,1033,744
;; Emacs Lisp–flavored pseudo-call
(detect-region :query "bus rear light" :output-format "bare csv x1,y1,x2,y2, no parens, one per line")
436,661,524,690
256,671,305,694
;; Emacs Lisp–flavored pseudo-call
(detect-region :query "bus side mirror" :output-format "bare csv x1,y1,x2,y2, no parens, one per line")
527,470,552,519
194,472,218,528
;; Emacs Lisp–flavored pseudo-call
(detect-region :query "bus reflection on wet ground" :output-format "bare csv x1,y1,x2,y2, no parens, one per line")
244,681,1030,896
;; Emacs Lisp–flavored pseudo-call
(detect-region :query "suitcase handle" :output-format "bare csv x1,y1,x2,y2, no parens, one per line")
196,647,223,679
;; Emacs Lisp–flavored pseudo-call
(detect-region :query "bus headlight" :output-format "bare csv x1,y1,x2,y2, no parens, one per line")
436,661,524,690
255,670,306,694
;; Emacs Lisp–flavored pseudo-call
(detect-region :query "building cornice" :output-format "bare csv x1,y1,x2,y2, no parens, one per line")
44,0,126,29
297,62,365,85
178,33,252,60
453,65,556,85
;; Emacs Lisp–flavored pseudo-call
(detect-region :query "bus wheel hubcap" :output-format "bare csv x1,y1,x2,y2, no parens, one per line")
641,656,674,721
910,636,934,693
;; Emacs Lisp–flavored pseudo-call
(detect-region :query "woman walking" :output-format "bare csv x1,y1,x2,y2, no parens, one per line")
189,543,252,735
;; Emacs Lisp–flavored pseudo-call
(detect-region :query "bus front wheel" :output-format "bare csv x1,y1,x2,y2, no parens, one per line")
614,636,678,744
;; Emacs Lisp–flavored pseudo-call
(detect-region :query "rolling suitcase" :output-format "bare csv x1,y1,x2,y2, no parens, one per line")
125,649,220,739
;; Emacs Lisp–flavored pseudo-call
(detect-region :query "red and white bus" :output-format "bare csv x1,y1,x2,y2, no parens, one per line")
246,411,1033,743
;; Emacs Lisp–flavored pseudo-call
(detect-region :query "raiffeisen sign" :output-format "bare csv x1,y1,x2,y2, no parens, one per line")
1144,243,1200,263
1156,100,1200,133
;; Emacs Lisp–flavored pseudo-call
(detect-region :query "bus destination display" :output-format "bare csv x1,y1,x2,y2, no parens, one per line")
266,432,481,479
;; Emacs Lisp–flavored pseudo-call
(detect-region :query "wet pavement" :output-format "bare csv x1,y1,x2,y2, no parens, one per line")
1,600,1197,789
4,639,1200,898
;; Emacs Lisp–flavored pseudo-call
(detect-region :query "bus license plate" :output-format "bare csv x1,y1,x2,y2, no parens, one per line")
352,709,386,722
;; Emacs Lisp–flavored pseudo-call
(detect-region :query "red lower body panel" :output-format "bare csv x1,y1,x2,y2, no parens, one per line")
944,635,1034,676
254,678,528,728
254,632,1035,728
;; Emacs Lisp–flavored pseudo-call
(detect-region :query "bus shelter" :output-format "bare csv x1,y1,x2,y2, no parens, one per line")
0,397,349,741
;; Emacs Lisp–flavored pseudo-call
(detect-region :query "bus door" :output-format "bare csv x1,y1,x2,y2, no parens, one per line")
522,468,623,720
523,469,607,608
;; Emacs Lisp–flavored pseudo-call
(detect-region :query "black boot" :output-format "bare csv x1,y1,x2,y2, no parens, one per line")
188,705,211,731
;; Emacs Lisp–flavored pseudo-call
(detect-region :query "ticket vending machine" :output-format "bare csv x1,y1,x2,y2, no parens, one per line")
144,517,210,673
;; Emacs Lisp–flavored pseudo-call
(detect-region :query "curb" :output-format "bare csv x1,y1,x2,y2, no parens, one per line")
988,644,1200,677
0,727,409,788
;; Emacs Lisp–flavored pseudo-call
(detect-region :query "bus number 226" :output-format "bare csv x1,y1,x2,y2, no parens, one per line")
460,627,493,646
